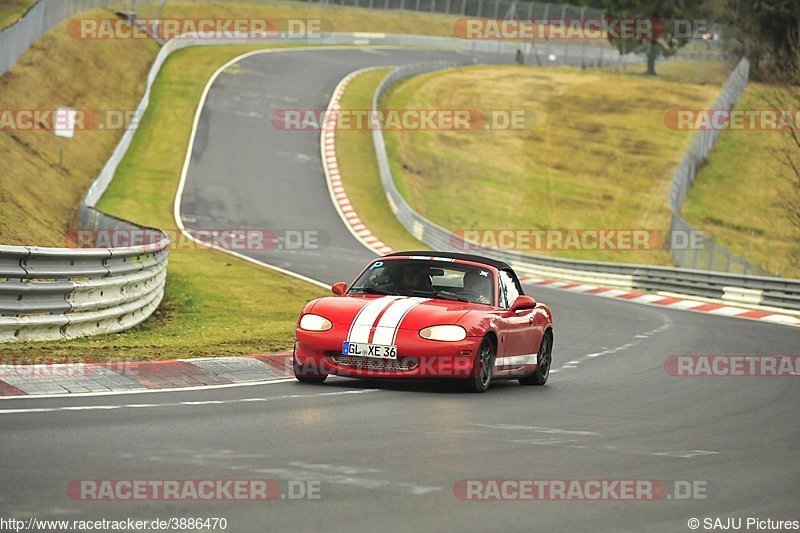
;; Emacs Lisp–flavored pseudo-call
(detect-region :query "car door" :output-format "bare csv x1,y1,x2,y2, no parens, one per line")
496,270,536,369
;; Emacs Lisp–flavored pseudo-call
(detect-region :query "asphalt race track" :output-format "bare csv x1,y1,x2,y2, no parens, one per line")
179,47,518,282
2,47,798,533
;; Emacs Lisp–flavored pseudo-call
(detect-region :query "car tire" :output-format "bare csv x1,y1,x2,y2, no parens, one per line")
293,356,327,384
464,336,496,393
519,331,552,386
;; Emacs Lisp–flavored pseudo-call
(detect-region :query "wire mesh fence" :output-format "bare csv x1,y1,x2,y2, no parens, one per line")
665,58,766,274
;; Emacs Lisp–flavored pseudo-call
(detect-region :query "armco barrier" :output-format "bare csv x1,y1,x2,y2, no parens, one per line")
0,213,168,342
371,62,800,310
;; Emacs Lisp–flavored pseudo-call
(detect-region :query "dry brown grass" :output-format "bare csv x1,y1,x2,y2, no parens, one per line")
0,8,158,246
0,0,37,30
383,65,721,264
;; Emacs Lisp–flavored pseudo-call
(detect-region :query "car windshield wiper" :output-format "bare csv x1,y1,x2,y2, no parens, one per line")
348,287,393,296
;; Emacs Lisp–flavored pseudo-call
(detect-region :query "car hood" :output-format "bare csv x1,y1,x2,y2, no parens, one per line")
309,294,479,331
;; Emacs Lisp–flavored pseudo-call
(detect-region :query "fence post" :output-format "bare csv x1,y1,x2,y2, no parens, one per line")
579,6,587,67
707,243,715,271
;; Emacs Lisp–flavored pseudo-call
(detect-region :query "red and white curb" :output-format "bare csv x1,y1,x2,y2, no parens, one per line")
0,353,294,397
522,277,800,327
322,70,799,328
321,67,395,256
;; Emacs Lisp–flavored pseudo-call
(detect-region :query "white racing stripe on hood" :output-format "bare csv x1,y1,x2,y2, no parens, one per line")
371,297,430,345
348,296,401,343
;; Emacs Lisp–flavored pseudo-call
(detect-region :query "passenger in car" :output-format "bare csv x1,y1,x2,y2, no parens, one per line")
462,270,492,304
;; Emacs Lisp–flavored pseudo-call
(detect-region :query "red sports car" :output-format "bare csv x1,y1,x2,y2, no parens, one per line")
293,252,553,392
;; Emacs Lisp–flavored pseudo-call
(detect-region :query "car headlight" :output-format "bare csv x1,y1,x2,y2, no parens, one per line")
419,325,467,342
299,313,333,332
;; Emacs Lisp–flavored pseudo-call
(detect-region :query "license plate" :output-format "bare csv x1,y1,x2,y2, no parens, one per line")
342,341,397,359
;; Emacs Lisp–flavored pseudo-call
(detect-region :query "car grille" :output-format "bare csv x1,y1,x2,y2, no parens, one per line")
330,355,418,372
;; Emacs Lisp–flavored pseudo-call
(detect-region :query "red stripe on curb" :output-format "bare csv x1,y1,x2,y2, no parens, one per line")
617,291,645,300
736,310,773,319
113,360,234,389
650,297,682,305
693,303,725,312
253,353,293,377
0,379,26,396
584,287,610,294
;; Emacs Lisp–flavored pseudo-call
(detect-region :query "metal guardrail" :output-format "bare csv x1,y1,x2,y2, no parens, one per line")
0,227,168,343
371,62,800,310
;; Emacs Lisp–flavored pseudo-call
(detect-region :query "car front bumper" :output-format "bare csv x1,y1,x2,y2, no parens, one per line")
294,329,481,379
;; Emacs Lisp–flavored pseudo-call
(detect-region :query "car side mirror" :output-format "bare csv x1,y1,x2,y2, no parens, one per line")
508,295,536,314
331,282,348,296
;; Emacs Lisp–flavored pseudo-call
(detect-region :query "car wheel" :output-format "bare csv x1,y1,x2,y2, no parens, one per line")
519,331,552,386
465,336,496,393
294,356,327,384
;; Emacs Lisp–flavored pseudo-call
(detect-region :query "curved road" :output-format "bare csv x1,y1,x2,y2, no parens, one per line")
1,47,798,533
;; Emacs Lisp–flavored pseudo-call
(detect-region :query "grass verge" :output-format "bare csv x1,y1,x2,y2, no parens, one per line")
334,68,428,252
682,83,799,277
0,8,159,246
0,45,329,362
379,65,722,265
140,0,461,37
0,0,37,30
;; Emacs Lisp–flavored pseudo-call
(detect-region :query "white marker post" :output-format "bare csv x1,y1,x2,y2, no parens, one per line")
54,107,77,167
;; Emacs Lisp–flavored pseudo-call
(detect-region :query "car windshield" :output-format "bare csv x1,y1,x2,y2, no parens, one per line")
348,259,494,305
